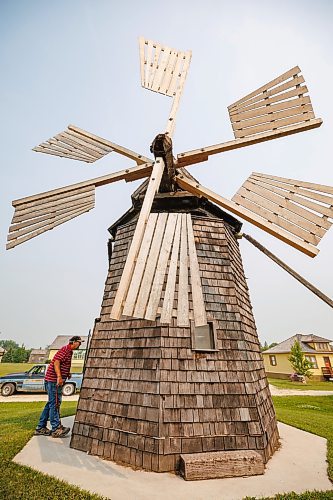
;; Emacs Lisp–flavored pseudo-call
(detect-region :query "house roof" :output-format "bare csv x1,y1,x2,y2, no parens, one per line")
30,349,48,355
264,334,332,354
49,335,88,351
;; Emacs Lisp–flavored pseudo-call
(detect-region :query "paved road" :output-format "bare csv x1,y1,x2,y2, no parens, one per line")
0,393,79,403
1,386,333,402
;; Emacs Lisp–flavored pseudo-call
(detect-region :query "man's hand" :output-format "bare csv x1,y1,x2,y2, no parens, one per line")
68,373,72,380
57,376,64,386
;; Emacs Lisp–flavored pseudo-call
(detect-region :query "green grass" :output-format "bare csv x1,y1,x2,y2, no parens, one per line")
0,401,105,499
269,377,333,391
0,362,82,377
0,363,35,377
273,395,333,482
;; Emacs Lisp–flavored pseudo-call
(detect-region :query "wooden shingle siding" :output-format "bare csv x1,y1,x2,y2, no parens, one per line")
70,212,279,473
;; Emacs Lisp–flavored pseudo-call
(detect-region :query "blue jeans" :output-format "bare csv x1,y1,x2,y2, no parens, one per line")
37,381,63,432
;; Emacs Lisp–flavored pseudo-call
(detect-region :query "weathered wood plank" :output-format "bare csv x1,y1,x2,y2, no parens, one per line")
176,119,322,167
240,181,329,235
234,110,315,138
32,146,94,163
230,94,310,122
175,175,319,257
232,103,313,131
40,139,97,161
133,213,168,318
229,76,306,114
13,190,94,218
7,204,93,249
252,172,333,196
12,162,153,207
110,159,165,320
145,213,178,321
232,192,320,245
122,213,158,317
177,214,190,326
186,214,207,327
160,214,182,324
229,66,301,109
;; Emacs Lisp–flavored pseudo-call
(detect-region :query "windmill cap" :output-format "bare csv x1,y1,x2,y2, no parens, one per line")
69,336,85,343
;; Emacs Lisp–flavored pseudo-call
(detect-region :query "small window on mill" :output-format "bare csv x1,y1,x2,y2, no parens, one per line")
193,322,215,350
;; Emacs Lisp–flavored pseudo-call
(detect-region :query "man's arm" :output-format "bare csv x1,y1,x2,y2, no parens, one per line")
54,359,63,386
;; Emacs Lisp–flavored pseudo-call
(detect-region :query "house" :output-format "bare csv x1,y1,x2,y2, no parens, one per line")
263,334,333,381
0,347,5,363
28,349,48,364
48,335,88,370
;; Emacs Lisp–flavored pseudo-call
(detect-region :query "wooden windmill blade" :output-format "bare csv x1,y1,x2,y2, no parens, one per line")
7,162,153,249
139,37,192,137
175,173,333,258
33,124,151,165
177,66,322,167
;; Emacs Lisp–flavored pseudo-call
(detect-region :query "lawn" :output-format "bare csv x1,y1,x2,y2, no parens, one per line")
0,362,82,377
268,377,333,391
0,401,105,499
1,398,332,500
273,395,333,482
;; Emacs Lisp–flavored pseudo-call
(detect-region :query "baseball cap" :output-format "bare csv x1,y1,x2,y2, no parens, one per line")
69,335,85,343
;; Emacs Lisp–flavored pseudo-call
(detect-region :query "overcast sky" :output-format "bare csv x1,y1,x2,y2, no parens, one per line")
1,0,332,349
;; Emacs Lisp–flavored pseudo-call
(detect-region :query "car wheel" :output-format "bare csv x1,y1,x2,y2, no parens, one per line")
1,383,16,397
62,383,75,396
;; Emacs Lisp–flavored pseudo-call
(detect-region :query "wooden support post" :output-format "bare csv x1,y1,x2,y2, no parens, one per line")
242,233,333,309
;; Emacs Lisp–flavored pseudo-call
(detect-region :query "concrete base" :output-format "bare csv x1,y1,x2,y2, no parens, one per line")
13,417,332,500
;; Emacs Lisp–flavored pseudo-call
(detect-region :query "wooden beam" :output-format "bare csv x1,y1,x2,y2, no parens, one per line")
186,214,207,327
110,158,165,320
242,233,333,309
177,214,190,326
12,162,153,207
175,174,319,258
176,119,322,167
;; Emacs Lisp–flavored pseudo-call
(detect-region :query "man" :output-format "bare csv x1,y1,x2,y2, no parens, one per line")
35,336,84,438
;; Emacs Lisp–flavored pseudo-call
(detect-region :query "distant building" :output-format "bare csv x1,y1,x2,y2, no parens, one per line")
263,334,333,381
28,349,48,364
48,335,88,370
0,347,5,363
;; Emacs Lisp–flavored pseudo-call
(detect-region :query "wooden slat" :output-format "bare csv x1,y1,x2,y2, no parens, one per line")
233,192,320,245
232,102,313,130
229,76,306,114
15,186,95,215
40,139,97,161
121,213,159,317
133,213,168,318
145,213,178,321
148,44,162,89
159,50,178,95
177,214,190,326
251,176,333,218
144,40,154,88
186,214,207,327
9,199,93,233
56,133,102,159
12,185,93,212
8,202,93,241
139,36,145,87
234,110,315,138
251,175,333,207
12,162,152,207
151,46,171,94
229,66,301,109
67,125,152,164
110,158,165,319
230,94,310,122
252,172,333,196
160,214,182,324
7,204,93,250
32,146,94,163
165,51,191,138
241,180,330,233
176,119,323,167
175,174,319,258
64,129,112,154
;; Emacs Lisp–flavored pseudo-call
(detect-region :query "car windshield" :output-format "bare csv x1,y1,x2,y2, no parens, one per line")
27,366,46,375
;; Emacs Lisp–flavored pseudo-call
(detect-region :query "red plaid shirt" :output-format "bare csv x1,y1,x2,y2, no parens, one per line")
45,344,73,382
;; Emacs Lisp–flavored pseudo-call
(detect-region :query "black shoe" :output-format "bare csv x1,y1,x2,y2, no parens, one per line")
34,427,51,436
52,426,70,438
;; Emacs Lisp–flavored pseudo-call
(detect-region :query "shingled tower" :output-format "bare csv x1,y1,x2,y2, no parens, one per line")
70,187,279,473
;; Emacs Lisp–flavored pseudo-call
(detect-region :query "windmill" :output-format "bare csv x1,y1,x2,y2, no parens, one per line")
7,37,333,478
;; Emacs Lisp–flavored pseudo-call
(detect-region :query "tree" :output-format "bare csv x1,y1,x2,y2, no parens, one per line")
261,341,278,352
288,340,313,381
1,340,31,363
